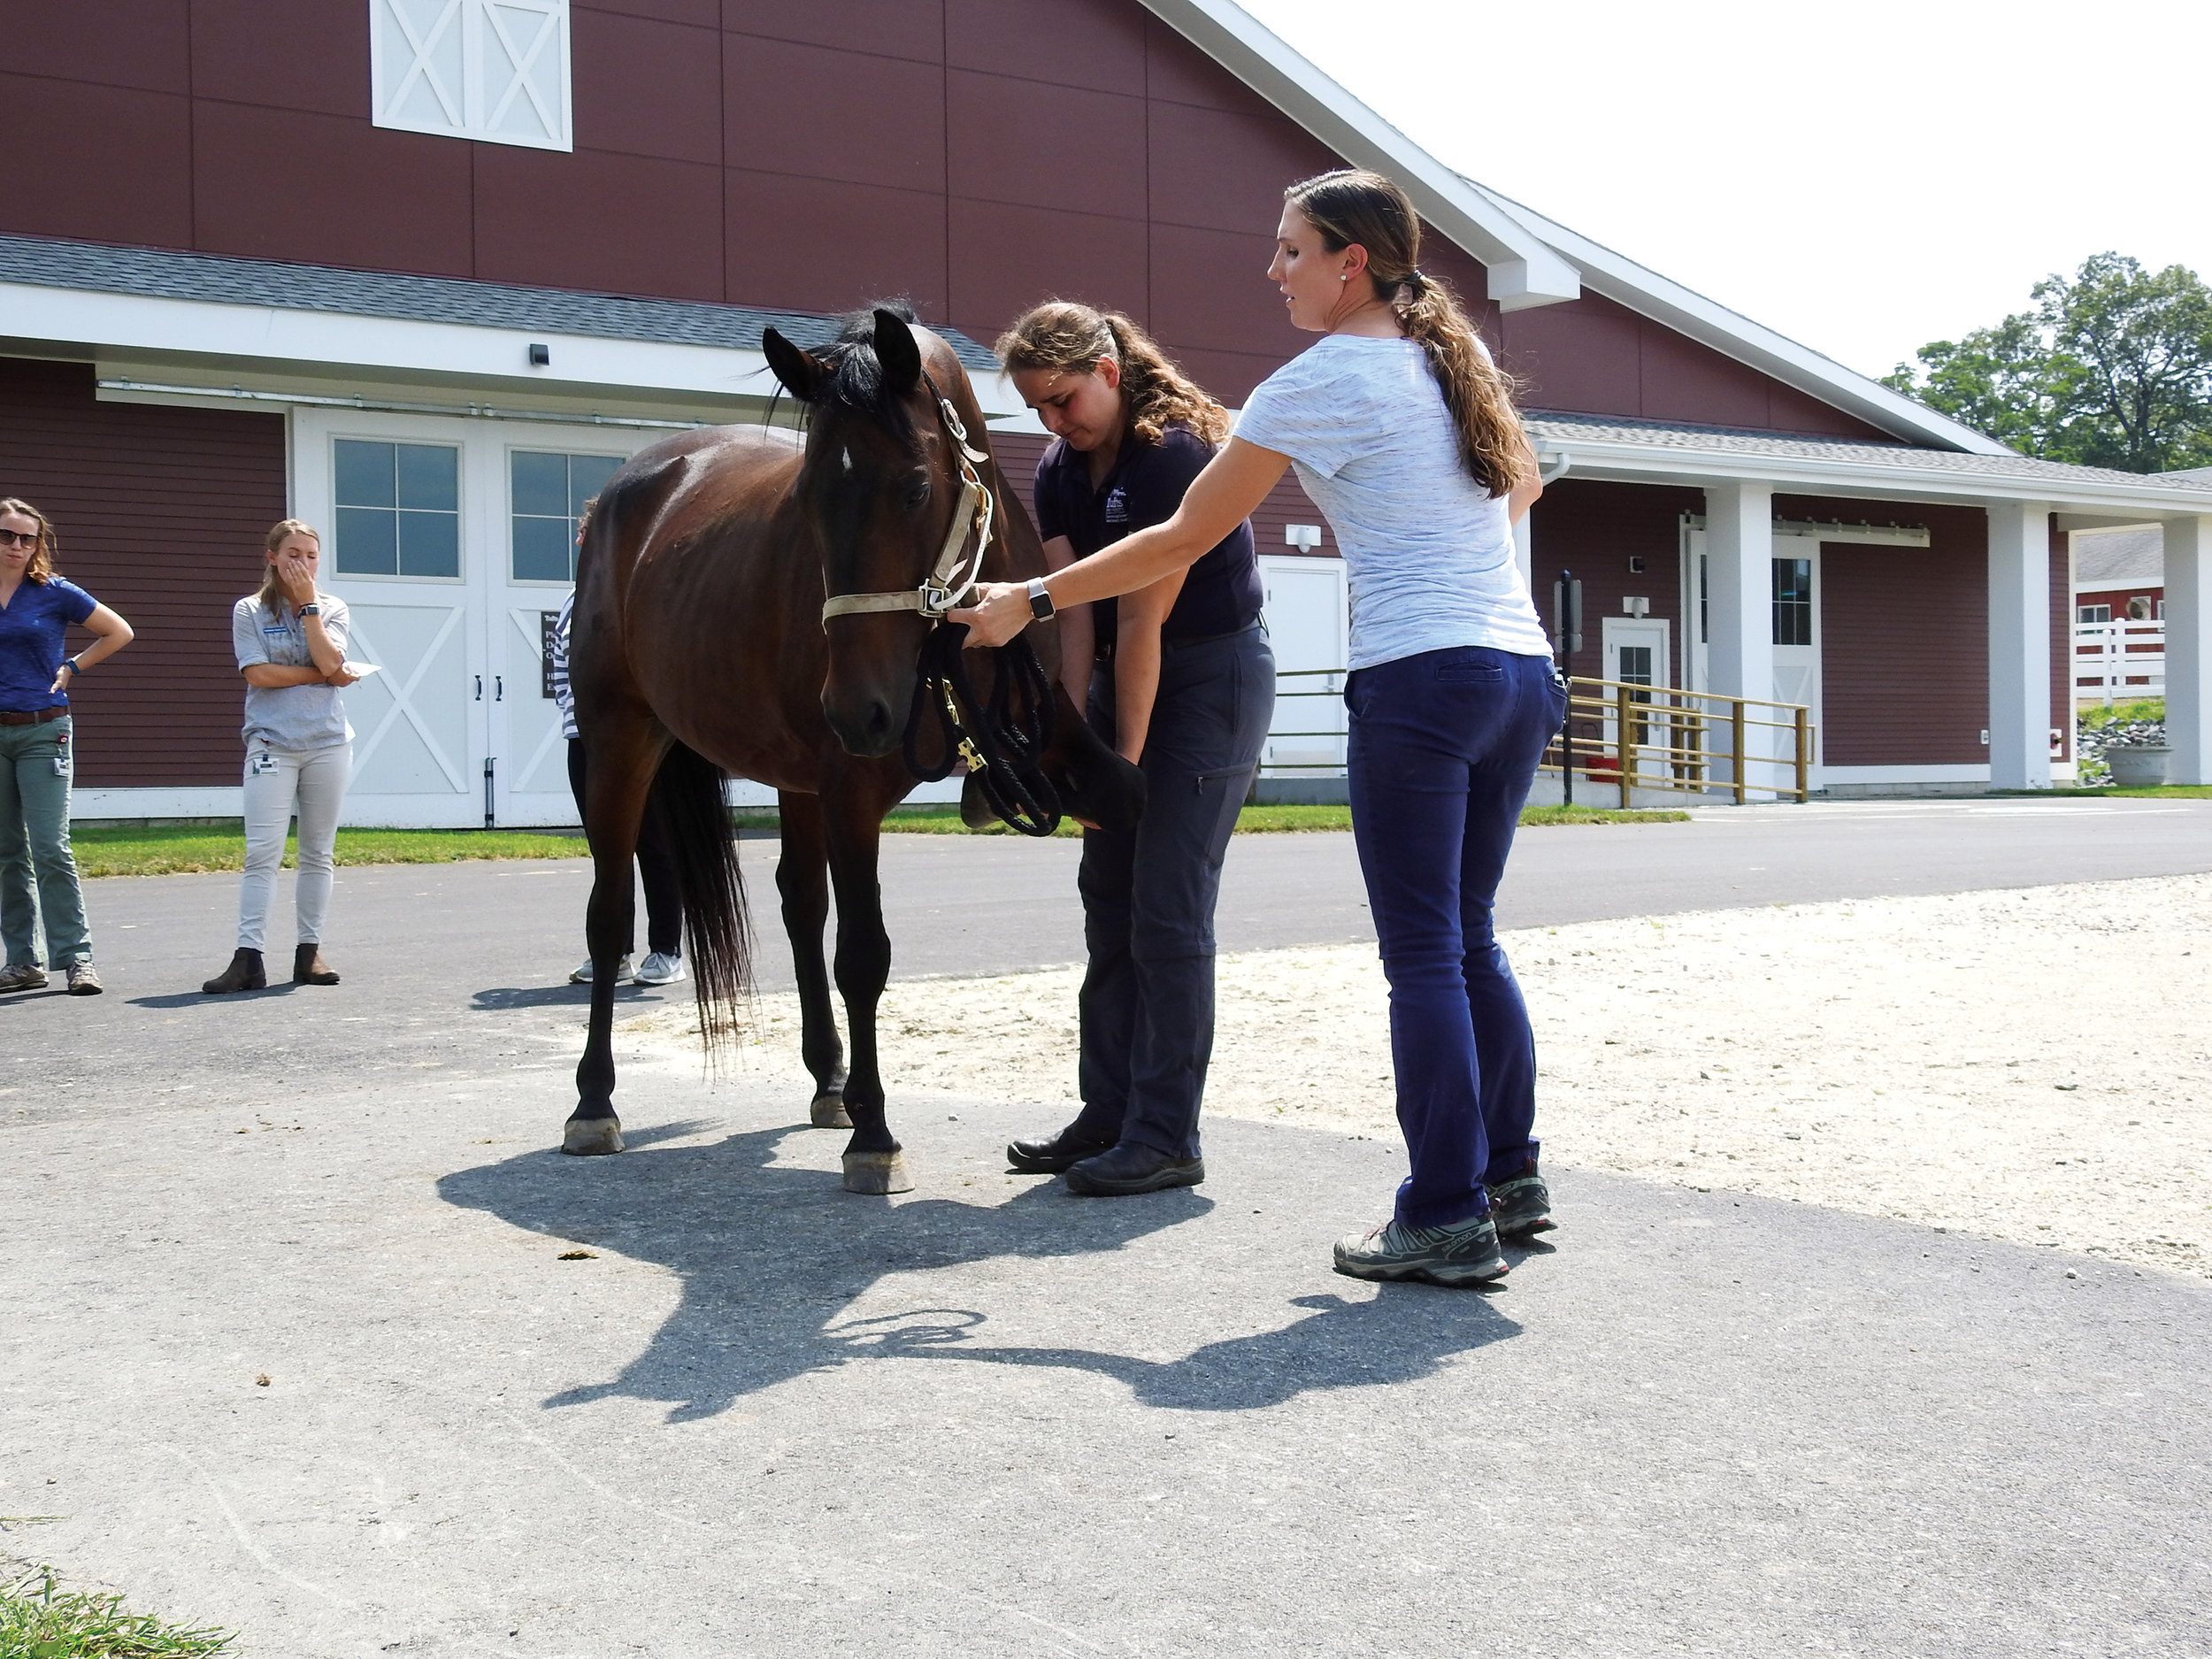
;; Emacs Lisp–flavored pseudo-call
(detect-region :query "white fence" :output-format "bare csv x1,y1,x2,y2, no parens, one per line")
2074,619,2165,704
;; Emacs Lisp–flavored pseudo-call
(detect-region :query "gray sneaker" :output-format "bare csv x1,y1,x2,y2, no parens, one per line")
569,954,632,986
1333,1212,1509,1287
0,961,49,992
633,950,685,987
1485,1173,1555,1238
65,961,104,995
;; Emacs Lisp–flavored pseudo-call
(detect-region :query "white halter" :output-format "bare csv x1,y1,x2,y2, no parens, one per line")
820,382,996,625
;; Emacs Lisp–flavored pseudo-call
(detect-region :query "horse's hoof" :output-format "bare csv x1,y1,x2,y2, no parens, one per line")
562,1117,625,1156
810,1092,854,1129
841,1149,912,1194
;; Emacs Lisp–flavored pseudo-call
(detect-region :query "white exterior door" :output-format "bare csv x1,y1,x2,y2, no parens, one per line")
1770,532,1821,759
1601,616,1671,763
300,409,647,826
1256,554,1348,777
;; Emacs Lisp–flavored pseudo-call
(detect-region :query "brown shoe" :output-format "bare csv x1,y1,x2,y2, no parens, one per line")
293,943,340,986
0,961,48,993
203,949,266,994
64,961,104,996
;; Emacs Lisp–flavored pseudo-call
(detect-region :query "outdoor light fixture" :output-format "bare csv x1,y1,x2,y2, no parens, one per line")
528,342,551,366
1285,524,1323,551
1622,595,1650,617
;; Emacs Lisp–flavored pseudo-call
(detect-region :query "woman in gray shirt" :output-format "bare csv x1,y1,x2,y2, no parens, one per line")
203,518,360,994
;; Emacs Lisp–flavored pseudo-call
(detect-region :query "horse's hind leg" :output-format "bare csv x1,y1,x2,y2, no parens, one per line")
565,718,663,1156
776,790,850,1129
822,781,907,1194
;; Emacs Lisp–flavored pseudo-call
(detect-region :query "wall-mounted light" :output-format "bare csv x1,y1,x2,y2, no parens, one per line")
528,342,551,367
1285,524,1323,551
1627,556,1646,573
1622,595,1650,618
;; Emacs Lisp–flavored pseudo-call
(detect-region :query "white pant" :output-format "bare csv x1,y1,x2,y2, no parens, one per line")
238,741,351,951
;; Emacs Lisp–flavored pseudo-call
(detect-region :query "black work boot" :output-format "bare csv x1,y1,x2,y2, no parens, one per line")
1064,1142,1205,1196
203,949,266,995
1006,1122,1114,1175
293,943,340,986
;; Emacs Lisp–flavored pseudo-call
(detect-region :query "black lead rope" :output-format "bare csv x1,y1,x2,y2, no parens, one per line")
902,624,1062,836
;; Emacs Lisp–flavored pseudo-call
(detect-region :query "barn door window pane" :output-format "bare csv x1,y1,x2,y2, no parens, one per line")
511,449,620,582
334,439,461,579
371,0,572,152
1771,557,1812,646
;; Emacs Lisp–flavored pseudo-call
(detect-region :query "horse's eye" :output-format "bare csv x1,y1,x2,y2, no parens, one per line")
903,477,931,509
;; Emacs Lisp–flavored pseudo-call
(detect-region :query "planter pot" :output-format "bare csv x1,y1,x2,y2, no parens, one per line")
2105,745,2171,787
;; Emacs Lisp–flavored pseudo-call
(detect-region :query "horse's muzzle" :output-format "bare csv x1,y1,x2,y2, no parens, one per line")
825,692,900,759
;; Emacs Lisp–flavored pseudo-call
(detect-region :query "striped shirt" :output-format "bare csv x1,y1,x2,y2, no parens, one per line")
549,591,577,741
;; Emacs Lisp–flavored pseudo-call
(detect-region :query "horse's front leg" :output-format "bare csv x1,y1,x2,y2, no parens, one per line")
565,721,662,1156
776,790,849,1128
822,780,907,1194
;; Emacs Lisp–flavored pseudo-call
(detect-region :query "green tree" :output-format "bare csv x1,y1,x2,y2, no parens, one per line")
1883,253,2212,472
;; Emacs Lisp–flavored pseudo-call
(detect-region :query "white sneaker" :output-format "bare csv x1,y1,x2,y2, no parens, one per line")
634,950,686,987
569,954,633,985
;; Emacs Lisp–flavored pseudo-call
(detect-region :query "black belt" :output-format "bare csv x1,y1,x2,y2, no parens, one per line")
1164,621,1263,651
0,707,66,726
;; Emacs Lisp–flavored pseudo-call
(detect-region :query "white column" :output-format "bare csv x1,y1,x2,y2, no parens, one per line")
1986,500,2054,790
2166,515,2212,785
1703,482,1774,793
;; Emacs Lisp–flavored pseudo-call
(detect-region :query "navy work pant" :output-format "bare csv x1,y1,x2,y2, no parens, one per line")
1071,625,1275,1162
1346,647,1564,1229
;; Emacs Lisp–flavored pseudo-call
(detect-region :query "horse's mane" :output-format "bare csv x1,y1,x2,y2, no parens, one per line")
811,299,924,440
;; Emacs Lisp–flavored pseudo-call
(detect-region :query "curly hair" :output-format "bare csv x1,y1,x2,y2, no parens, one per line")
0,497,62,584
1283,169,1532,497
996,301,1231,448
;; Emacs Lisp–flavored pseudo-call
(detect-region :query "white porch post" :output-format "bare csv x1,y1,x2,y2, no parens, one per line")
2165,515,2212,785
1985,500,2054,790
1703,482,1773,787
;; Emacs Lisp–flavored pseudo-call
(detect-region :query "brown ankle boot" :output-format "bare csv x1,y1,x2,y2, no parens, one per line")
294,943,340,985
203,949,265,995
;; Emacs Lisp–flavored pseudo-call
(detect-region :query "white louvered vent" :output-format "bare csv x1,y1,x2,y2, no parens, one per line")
370,0,572,152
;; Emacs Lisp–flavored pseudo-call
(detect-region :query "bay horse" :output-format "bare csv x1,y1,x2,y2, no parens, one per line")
562,307,1141,1193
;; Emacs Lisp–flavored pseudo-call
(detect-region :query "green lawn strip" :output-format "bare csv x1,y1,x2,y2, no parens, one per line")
71,825,584,879
0,1564,234,1656
75,801,1690,876
1992,785,2212,799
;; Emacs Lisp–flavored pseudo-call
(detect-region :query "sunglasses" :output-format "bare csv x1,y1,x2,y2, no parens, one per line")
0,529,42,550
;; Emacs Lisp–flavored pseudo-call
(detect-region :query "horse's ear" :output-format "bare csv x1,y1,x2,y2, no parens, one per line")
872,308,922,395
762,328,824,403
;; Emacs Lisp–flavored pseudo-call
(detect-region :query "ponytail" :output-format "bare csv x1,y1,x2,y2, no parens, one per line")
1283,169,1532,497
997,301,1231,448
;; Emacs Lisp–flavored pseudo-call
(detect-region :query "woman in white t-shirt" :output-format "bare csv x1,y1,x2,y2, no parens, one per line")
955,168,1563,1287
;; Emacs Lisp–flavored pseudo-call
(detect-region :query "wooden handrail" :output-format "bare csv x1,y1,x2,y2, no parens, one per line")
1543,674,1813,804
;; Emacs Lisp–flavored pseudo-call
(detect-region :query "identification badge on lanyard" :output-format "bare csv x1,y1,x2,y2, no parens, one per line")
250,749,279,777
51,726,71,779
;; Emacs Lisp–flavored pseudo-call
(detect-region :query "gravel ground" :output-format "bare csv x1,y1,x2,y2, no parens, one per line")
628,872,2212,1280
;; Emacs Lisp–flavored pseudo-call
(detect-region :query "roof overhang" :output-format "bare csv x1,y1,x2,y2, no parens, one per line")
0,277,1032,422
1530,425,2212,518
1138,0,1581,311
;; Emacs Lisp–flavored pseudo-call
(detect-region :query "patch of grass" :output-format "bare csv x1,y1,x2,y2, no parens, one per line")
1996,785,2212,799
1519,803,1692,826
72,824,586,879
2077,698,2164,729
0,1565,234,1656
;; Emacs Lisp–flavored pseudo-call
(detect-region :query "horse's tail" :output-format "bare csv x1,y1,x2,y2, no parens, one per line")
649,741,752,1061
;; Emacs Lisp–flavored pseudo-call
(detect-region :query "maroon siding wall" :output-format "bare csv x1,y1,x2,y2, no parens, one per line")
1525,480,1703,686
1806,500,1989,766
6,0,1889,435
0,357,283,788
2076,585,2164,615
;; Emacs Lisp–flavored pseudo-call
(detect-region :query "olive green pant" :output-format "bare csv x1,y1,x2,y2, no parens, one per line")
0,715,91,968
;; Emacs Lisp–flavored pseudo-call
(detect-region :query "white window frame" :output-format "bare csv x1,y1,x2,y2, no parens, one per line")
504,442,628,588
327,429,470,587
369,0,572,153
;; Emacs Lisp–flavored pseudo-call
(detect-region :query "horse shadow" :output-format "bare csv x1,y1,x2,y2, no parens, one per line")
437,1123,1521,1422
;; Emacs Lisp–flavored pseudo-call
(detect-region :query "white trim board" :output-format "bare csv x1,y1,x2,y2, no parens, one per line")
73,787,244,822
1137,0,1578,310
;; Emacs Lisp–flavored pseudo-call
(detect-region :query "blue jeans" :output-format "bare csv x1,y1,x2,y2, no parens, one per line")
1346,648,1564,1229
1072,625,1275,1161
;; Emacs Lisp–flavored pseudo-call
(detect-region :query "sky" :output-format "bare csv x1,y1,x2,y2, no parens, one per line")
1239,0,2212,382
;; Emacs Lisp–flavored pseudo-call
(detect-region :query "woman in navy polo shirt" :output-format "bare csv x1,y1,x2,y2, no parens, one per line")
994,302,1275,1196
0,498,136,995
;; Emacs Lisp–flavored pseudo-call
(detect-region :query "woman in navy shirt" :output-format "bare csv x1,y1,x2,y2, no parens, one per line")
0,498,136,995
994,303,1274,1196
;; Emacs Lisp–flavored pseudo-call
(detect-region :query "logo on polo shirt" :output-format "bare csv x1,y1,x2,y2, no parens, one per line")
1104,488,1129,524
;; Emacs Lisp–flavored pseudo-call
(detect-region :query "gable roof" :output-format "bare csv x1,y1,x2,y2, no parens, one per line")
1142,0,2013,457
2071,526,2163,588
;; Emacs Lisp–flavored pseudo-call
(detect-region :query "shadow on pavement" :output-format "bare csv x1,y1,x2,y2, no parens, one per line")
438,1125,1519,1420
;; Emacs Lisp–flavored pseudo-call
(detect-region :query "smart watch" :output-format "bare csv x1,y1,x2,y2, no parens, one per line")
297,603,321,618
61,657,81,675
1025,577,1056,621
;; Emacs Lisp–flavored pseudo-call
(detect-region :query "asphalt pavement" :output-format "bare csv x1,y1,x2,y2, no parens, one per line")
4,796,2208,1655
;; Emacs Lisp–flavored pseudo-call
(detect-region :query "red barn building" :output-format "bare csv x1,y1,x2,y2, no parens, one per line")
4,0,2209,821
